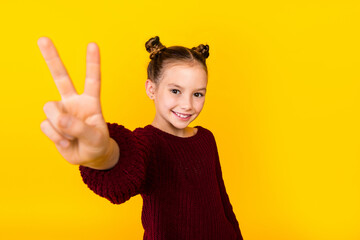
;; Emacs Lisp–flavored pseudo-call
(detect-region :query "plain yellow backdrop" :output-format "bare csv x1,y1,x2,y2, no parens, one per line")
0,0,359,239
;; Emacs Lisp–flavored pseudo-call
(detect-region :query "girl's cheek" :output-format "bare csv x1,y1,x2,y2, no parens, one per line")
195,100,205,110
163,100,174,109
166,97,177,105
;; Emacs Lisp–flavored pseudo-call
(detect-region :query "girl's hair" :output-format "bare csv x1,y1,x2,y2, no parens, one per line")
145,36,210,85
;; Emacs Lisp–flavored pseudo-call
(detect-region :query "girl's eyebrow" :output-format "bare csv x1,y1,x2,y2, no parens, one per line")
168,83,207,92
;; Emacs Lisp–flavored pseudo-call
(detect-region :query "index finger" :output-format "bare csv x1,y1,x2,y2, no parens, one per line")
38,37,77,99
84,42,101,99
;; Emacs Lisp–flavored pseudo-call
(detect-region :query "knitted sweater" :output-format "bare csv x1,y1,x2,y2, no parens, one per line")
79,122,244,240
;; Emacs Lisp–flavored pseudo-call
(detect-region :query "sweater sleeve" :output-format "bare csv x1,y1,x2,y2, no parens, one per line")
213,136,244,240
78,122,152,205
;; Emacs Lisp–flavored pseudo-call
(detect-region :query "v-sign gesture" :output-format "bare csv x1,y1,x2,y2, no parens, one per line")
39,37,118,170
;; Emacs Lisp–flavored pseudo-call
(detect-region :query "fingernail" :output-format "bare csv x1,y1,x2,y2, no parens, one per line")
60,140,69,148
60,116,71,128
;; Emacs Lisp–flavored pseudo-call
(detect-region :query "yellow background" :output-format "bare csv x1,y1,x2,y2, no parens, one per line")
0,0,359,239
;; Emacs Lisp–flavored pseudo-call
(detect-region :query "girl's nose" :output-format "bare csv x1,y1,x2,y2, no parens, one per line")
180,95,193,111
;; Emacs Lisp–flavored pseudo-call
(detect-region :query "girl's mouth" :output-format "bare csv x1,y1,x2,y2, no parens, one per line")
172,111,192,120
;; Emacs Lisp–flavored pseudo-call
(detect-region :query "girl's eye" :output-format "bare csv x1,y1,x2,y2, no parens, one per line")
170,89,204,97
171,89,180,94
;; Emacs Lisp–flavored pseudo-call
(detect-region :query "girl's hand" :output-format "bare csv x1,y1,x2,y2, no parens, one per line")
39,37,111,166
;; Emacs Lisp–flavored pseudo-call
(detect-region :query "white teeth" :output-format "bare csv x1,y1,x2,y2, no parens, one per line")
174,111,190,118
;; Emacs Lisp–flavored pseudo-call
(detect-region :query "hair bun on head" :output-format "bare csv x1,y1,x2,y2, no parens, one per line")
191,44,210,59
145,36,166,60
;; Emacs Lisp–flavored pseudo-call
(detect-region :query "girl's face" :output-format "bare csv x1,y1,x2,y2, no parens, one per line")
145,63,208,137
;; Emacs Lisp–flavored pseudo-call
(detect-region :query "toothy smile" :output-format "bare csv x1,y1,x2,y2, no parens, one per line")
172,111,192,119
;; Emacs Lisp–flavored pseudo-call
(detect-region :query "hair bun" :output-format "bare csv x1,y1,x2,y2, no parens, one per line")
191,44,209,59
145,36,166,60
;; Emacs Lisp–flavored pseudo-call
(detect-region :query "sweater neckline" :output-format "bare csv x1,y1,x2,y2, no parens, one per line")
145,125,202,142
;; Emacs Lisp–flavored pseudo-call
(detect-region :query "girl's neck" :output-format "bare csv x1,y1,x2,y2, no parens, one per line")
150,122,198,138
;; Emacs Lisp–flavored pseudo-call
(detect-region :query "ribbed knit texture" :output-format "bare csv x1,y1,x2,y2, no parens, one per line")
79,122,244,240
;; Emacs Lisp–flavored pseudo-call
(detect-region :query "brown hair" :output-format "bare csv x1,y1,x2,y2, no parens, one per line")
145,36,210,85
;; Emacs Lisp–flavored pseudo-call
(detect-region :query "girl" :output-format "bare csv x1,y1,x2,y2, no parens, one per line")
39,36,244,240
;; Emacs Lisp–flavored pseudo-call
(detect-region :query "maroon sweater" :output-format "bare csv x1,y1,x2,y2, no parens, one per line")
79,122,243,240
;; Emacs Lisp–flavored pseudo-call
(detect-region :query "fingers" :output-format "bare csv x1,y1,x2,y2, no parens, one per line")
43,101,103,147
55,113,103,147
37,37,78,99
84,42,101,99
40,119,72,148
43,101,75,141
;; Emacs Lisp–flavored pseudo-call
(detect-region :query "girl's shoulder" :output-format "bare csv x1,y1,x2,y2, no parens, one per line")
133,125,158,144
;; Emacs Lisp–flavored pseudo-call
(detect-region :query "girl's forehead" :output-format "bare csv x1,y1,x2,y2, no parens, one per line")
161,64,207,81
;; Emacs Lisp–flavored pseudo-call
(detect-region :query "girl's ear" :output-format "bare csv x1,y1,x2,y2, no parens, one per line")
145,79,156,100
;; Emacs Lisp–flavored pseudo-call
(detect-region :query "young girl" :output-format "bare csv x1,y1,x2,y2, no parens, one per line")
39,36,244,240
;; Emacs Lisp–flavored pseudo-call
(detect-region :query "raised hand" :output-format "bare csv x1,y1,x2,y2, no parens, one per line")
39,37,113,168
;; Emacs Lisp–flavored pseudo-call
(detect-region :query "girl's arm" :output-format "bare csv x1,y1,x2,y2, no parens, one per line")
80,136,119,170
79,122,152,204
38,37,151,205
38,37,150,204
39,37,114,168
